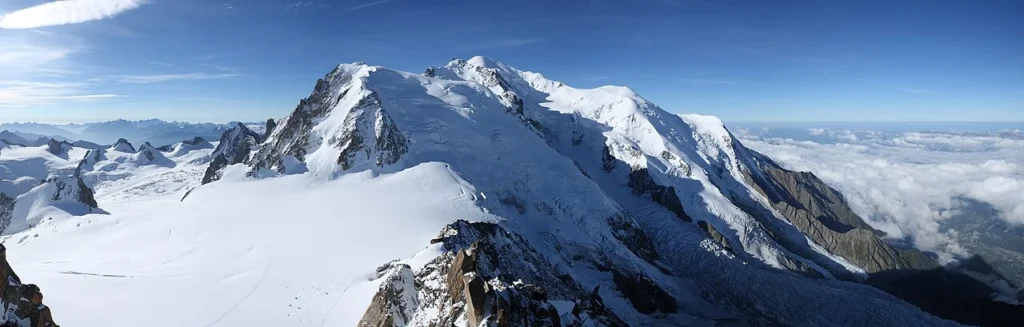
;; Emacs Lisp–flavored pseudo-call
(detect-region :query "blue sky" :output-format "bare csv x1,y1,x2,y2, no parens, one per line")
1,0,1021,123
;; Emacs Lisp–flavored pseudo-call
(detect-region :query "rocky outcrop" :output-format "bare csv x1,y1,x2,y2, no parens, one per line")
611,270,677,314
0,244,60,327
74,149,107,177
607,214,661,264
158,136,213,153
182,136,208,146
698,220,732,251
742,154,939,274
155,144,175,152
441,244,562,327
333,92,408,171
202,123,262,184
627,167,692,222
45,175,98,209
111,138,135,153
137,142,159,162
262,119,276,142
44,139,71,156
445,59,524,117
0,194,14,238
250,66,352,172
360,263,419,327
359,220,629,326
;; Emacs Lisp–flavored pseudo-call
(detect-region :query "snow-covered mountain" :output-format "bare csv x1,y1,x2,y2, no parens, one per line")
0,119,258,148
0,57,1018,326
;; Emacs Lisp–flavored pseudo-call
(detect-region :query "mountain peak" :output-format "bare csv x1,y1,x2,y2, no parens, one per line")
465,55,503,68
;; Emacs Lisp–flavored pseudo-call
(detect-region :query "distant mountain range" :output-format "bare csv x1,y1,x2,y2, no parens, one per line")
0,119,265,148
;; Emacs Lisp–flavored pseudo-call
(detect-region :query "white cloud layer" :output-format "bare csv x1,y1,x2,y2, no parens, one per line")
0,0,146,29
737,127,1024,262
0,80,122,107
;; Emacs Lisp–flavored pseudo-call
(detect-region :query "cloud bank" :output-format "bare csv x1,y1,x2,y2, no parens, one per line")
736,126,1024,262
0,0,146,29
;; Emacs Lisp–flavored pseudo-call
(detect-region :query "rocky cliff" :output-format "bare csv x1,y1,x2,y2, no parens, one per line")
202,123,262,184
741,150,940,274
0,244,59,327
358,220,630,327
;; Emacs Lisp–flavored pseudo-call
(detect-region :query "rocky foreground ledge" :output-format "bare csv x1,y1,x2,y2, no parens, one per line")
0,244,59,327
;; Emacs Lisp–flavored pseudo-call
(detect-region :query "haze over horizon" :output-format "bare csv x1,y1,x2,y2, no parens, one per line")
1,0,1021,124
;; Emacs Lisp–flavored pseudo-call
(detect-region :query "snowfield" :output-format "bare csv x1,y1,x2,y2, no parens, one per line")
5,162,493,326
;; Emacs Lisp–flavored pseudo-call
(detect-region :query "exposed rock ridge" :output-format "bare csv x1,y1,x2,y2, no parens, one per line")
627,167,692,222
334,92,408,171
742,151,939,273
0,194,14,239
250,66,355,172
44,139,71,156
0,243,60,327
45,175,98,209
111,138,136,153
359,220,631,327
201,123,262,184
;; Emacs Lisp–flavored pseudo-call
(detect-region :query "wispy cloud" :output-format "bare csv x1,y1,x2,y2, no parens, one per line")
346,0,394,11
454,38,544,51
0,80,123,107
679,78,737,85
283,1,312,11
0,0,147,29
115,72,238,84
0,32,82,76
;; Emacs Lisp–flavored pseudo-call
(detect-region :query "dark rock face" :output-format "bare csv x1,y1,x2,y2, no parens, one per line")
45,139,65,156
611,270,678,314
742,153,938,274
182,136,207,146
0,244,60,327
0,194,14,237
359,263,418,327
698,220,732,251
155,144,175,152
74,149,106,178
334,93,408,171
247,68,408,174
607,214,661,264
202,123,262,184
627,167,692,222
45,175,98,209
359,220,628,326
443,244,562,327
602,146,616,172
251,67,352,172
262,119,276,142
112,138,136,153
138,142,158,161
